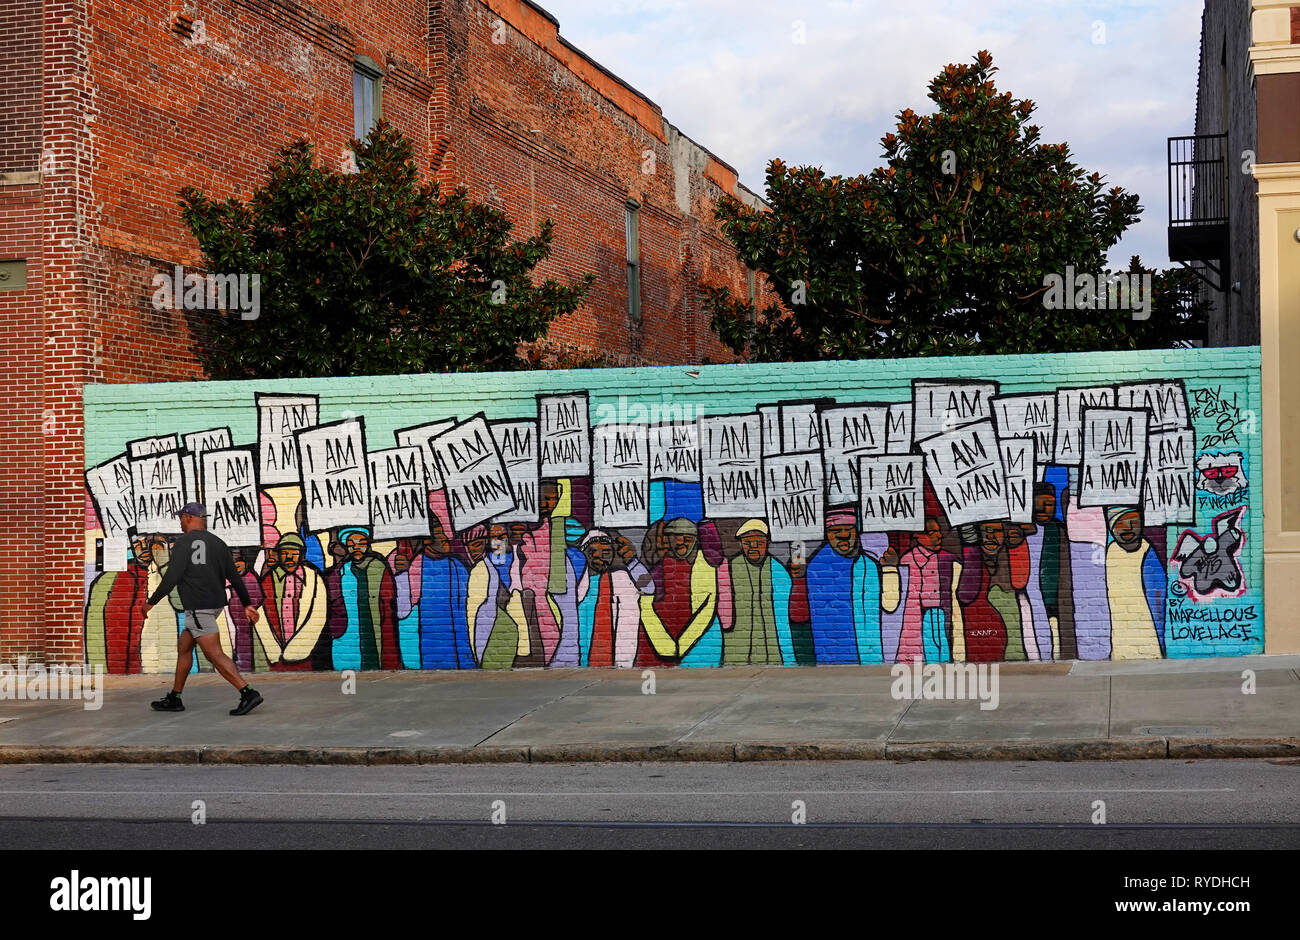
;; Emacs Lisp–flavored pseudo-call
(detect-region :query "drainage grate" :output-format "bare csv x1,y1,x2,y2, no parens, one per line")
1137,726,1216,736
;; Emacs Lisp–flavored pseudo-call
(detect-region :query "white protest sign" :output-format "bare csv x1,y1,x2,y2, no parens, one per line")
492,420,540,524
202,447,262,545
130,450,186,535
85,454,136,539
296,418,370,531
763,453,824,542
538,392,590,477
779,402,823,455
367,445,431,540
820,404,888,506
182,427,233,459
1078,407,1149,508
992,394,1055,465
999,438,1036,524
1142,429,1196,525
649,421,700,483
1117,382,1190,433
699,414,765,519
128,434,180,458
257,393,318,485
430,415,515,532
1054,386,1114,466
912,380,998,443
858,455,925,533
593,424,651,527
885,403,913,455
919,419,1009,526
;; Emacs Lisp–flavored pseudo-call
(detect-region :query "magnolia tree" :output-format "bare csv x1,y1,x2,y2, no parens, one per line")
704,51,1207,361
180,120,594,378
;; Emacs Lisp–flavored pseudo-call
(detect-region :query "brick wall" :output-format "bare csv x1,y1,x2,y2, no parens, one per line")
0,0,41,174
80,347,1263,673
1293,5,1300,44
0,0,773,663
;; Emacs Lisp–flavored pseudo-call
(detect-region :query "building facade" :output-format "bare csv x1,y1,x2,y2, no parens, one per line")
1247,0,1300,652
0,0,771,662
1192,0,1261,347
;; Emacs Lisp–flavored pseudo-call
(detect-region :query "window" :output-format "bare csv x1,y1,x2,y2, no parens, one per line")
625,200,641,320
353,58,382,139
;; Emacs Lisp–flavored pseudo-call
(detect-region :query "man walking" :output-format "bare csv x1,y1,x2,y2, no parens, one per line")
144,503,265,716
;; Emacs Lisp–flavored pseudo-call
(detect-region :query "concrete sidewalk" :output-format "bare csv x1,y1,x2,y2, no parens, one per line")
2,656,1299,763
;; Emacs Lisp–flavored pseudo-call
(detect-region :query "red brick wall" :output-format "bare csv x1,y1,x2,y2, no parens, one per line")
440,0,770,367
4,0,771,663
0,0,41,174
0,1,43,659
0,184,44,662
1292,5,1300,44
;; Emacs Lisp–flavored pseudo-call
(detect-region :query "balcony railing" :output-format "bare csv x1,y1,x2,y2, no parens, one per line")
1167,133,1229,290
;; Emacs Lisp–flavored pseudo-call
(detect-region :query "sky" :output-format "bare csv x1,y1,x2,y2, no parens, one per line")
533,0,1208,268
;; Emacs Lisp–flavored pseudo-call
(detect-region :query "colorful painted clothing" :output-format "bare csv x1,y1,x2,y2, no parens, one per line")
637,553,719,667
805,547,900,665
897,546,958,663
1106,540,1167,660
414,555,473,670
576,559,654,668
957,550,1008,662
260,565,330,671
718,555,793,666
325,554,402,671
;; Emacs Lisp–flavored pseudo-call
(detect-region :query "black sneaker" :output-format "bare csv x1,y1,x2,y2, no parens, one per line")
151,690,185,712
229,687,263,716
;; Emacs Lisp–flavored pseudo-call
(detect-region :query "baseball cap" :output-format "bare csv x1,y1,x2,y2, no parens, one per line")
178,502,207,518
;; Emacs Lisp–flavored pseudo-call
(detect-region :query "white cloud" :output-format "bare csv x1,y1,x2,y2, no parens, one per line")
536,0,1208,267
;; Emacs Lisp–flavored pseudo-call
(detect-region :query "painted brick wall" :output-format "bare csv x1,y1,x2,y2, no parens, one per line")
80,347,1263,673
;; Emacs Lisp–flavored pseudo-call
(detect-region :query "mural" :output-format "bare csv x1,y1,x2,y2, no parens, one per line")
82,354,1264,673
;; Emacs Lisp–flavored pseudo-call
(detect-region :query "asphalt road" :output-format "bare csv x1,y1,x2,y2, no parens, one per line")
2,759,1298,848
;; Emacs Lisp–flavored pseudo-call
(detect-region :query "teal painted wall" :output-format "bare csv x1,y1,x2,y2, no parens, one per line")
82,347,1263,673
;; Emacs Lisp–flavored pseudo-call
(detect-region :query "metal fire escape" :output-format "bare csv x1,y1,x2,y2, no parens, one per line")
1167,133,1230,293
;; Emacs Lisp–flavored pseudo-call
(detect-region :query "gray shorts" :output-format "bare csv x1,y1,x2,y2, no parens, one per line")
183,608,223,638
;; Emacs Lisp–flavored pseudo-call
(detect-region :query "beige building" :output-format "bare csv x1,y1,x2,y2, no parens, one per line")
1180,1,1300,650
1250,1,1300,651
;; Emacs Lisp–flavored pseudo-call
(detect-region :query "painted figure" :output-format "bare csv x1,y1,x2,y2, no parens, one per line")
389,540,423,669
575,529,655,667
467,523,530,669
217,547,265,671
1105,507,1167,659
805,508,901,664
406,521,474,669
718,519,794,665
638,518,721,666
957,522,1013,662
84,534,177,674
325,526,403,671
516,480,580,666
897,518,960,663
258,533,330,670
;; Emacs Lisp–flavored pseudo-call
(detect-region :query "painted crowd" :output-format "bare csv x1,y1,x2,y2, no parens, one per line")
83,377,1259,674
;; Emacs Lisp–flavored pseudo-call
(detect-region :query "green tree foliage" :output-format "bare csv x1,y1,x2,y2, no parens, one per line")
180,120,594,378
704,51,1209,361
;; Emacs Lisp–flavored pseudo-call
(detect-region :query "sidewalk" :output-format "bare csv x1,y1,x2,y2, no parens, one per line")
2,656,1299,763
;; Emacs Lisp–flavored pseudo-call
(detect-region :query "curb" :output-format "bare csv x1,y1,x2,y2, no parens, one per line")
0,737,1297,764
